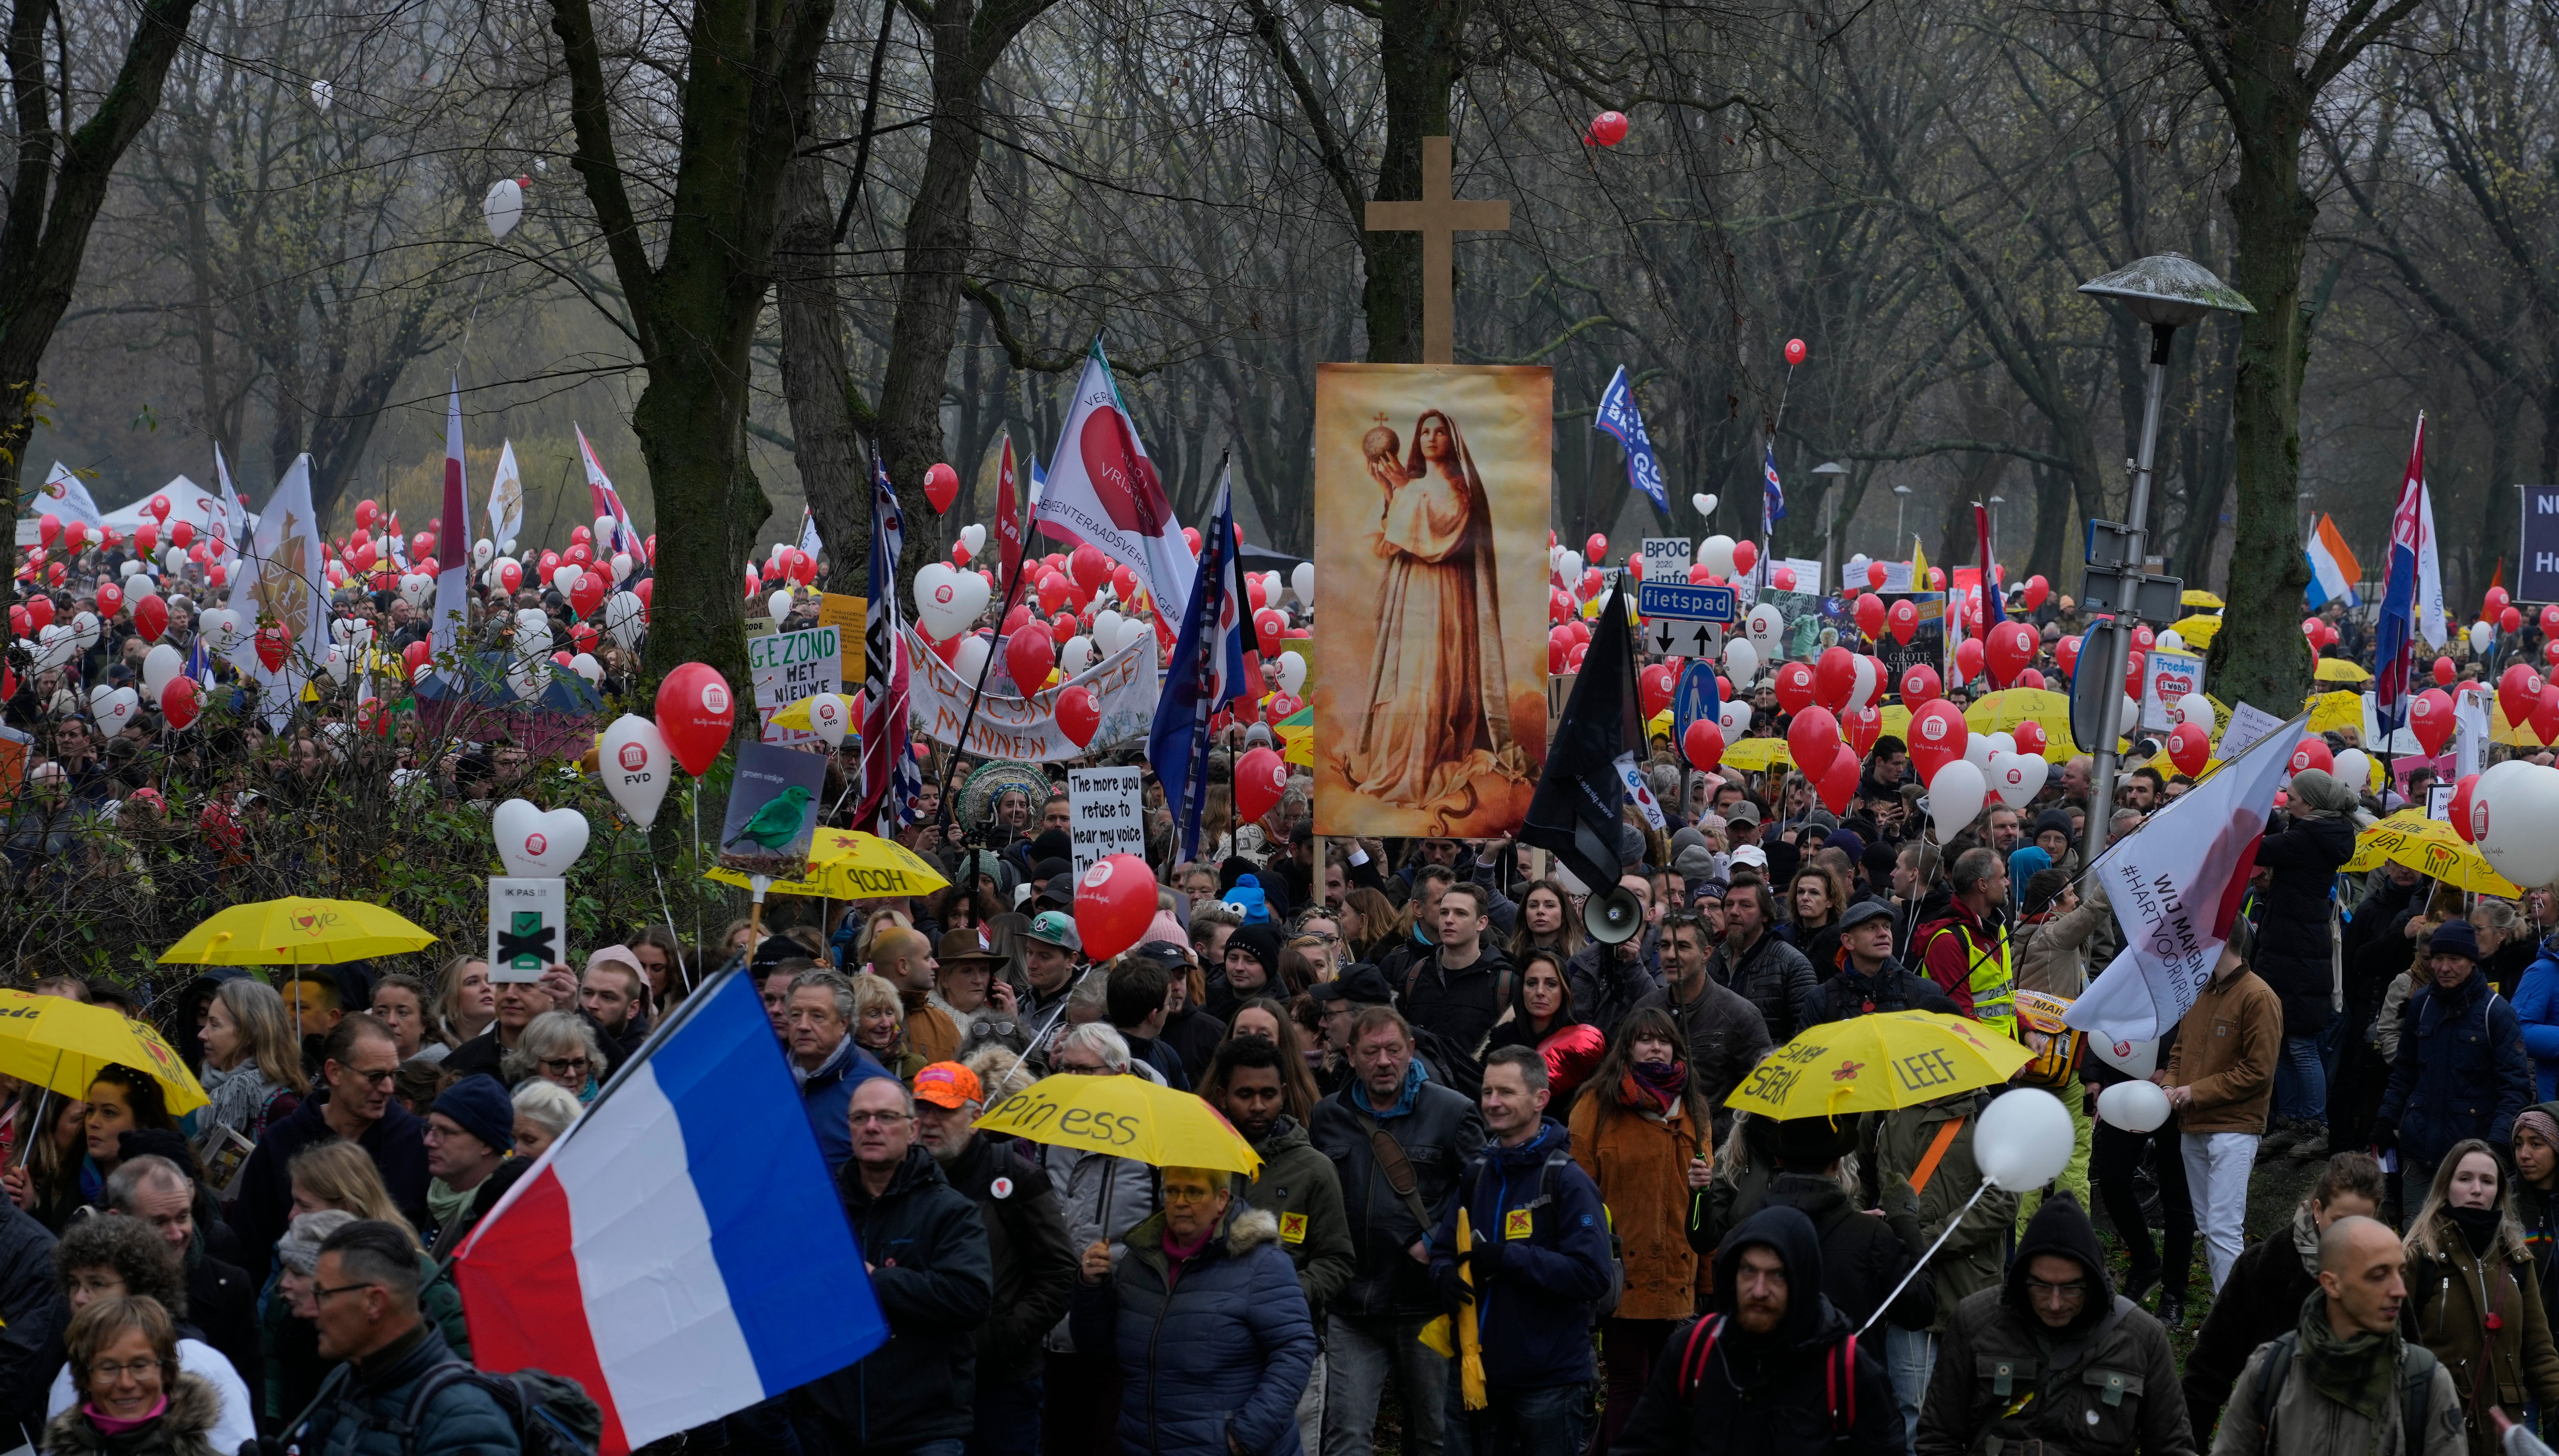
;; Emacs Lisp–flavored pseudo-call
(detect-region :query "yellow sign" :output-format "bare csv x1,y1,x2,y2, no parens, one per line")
817,592,863,632
1280,1211,1307,1245
1504,1207,1535,1241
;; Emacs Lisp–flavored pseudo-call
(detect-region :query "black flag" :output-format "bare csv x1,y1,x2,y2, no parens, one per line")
1523,582,1643,894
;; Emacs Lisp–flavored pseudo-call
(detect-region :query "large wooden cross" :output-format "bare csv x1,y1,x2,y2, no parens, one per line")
1365,136,1510,365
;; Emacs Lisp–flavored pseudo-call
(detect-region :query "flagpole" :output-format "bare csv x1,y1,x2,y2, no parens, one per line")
933,452,1031,845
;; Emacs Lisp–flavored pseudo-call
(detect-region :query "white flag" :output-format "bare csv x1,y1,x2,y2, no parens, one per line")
798,509,823,559
224,455,329,731
37,463,102,528
1035,341,1195,622
488,440,525,548
2064,716,2306,1044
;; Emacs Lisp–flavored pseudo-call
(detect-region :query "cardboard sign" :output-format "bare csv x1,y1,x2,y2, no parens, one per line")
1641,537,1693,579
1067,766,1146,875
750,624,843,747
2139,650,2205,732
487,877,568,982
2219,700,2285,760
1779,557,1824,594
816,593,864,632
718,741,828,880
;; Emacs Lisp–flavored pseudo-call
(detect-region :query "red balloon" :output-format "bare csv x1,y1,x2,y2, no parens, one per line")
1074,854,1158,962
924,462,961,513
1005,621,1055,692
1844,704,1883,757
355,499,379,530
2022,575,2050,611
552,650,575,669
2504,606,2526,635
1036,572,1070,615
1237,745,1289,823
2487,586,2513,619
1586,534,1608,562
2013,720,2048,757
1069,544,1110,589
2018,668,2046,690
2167,720,2211,776
130,594,168,643
633,578,653,615
570,526,592,547
2533,685,2559,748
2409,688,2455,756
497,560,524,593
94,581,122,618
2451,773,2483,843
1900,663,1941,705
254,625,290,672
134,522,156,555
2288,736,2333,777
1055,685,1100,747
1818,742,1860,813
564,543,593,569
2433,655,2456,686
2123,650,2147,699
1773,660,1817,715
1771,566,1795,591
1548,627,1571,674
402,641,432,674
1853,593,1886,641
1640,663,1677,719
1927,568,1946,590
2500,665,2543,729
1908,699,1968,783
655,662,737,775
159,677,200,731
1252,608,1286,657
1885,598,1918,643
1784,338,1808,367
1986,621,2036,684
1566,643,1589,673
1867,561,1887,589
1587,110,1628,146
1786,706,1841,774
1682,719,1725,773
1730,540,1758,577
570,571,607,619
1813,645,1857,710
1953,636,1985,684
147,494,171,523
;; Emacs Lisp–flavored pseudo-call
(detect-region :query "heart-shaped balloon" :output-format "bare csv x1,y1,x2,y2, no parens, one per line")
601,715,671,828
1692,492,1718,516
960,524,988,556
1988,751,2041,811
493,800,590,878
604,591,646,650
200,607,243,654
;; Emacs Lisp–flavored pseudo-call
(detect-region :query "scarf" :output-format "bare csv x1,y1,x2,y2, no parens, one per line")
2448,1203,2504,1257
199,1062,277,1138
1355,1058,1428,1121
1161,1219,1217,1291
81,1395,167,1436
2296,1290,2401,1424
1620,1060,1688,1115
426,1176,476,1231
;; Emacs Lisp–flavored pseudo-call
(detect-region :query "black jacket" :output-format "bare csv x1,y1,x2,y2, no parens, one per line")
185,1242,261,1413
794,1145,993,1449
1708,930,1821,1043
2180,1203,2320,1432
230,1093,430,1288
0,1198,57,1445
1758,1172,1935,1332
1402,943,1514,1092
1308,1072,1484,1318
1612,1205,1907,1456
1569,934,1664,1042
940,1134,1076,1387
2251,814,2355,1035
1805,956,1959,1027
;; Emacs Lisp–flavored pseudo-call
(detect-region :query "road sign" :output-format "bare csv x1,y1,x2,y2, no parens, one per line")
1648,617,1725,658
1642,537,1693,578
1637,581,1738,624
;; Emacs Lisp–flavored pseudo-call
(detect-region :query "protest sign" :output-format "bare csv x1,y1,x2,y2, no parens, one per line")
1068,766,1146,875
2139,650,2204,732
487,877,567,982
719,741,827,880
2219,701,2285,759
750,624,843,747
1641,537,1692,579
911,628,1157,762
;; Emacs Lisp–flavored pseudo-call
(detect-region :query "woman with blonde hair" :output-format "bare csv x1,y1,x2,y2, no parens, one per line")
850,972,923,1080
2403,1136,2559,1456
196,980,307,1147
43,1296,225,1456
431,955,495,1047
284,1142,470,1352
502,1012,609,1101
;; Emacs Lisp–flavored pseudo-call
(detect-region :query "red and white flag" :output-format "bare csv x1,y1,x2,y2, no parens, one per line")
2064,715,2305,1043
577,426,638,556
1035,341,1195,621
431,376,470,671
994,433,1025,588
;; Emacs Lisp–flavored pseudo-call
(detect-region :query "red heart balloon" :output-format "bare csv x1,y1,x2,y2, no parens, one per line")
254,625,290,672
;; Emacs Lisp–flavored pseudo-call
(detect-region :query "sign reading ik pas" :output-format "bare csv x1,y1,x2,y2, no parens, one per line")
1311,364,1551,838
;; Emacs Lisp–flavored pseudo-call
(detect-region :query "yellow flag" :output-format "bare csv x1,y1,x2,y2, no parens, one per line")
1911,537,1929,584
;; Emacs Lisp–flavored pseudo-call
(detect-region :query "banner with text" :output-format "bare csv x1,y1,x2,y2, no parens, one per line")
1067,766,1146,874
751,625,843,747
2522,485,2559,603
911,628,1157,762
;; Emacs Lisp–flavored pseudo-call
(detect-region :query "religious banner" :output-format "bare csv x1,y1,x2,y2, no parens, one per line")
1311,364,1550,837
909,628,1157,762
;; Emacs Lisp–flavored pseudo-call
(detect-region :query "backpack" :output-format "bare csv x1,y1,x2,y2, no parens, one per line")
2251,1329,2438,1456
1466,1145,1623,1320
1673,1313,1859,1436
397,1364,605,1456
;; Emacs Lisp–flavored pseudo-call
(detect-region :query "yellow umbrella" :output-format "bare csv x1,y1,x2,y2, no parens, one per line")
1722,737,1792,772
161,898,437,966
1964,688,2073,739
2172,614,2223,648
975,1069,1260,1175
2181,589,2224,609
767,693,852,733
0,990,209,1114
2491,702,2553,748
2345,811,2521,896
706,829,950,900
2305,691,2365,735
2315,659,2373,684
1725,1011,2031,1120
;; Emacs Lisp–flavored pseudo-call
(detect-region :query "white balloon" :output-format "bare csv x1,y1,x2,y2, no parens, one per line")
2089,1035,2160,1080
1722,638,1759,685
804,692,851,748
1720,700,1753,737
1059,635,1098,676
1117,617,1154,656
2173,692,2213,728
1279,650,1309,695
603,591,645,650
768,590,795,629
610,552,633,584
1292,563,1315,604
401,574,435,609
69,611,99,650
484,177,524,241
1693,492,1719,516
322,644,349,684
199,608,243,654
2475,763,2559,887
349,620,374,655
570,653,603,686
506,661,546,701
473,539,494,569
2473,621,2496,655
1700,535,1737,578
501,538,517,554
1962,732,1996,771
600,715,671,828
1973,1087,2075,1191
953,634,992,684
1559,550,1585,588
1927,759,1987,841
141,644,182,698
2156,629,2186,654
1092,608,1125,645
912,562,988,639
1988,751,2041,811
2095,1079,2171,1134
1846,654,1881,713
1746,603,1785,649
2332,748,2372,792
492,799,588,878
311,78,333,112
120,559,144,579
330,618,355,645
162,547,186,575
960,524,987,556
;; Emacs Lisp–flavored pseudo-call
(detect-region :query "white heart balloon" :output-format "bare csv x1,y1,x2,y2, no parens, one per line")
806,691,851,747
912,563,975,639
323,644,349,684
506,660,546,701
1963,732,1996,770
599,715,670,829
1988,751,2041,811
611,552,633,583
551,565,582,596
493,799,589,878
960,524,987,556
70,612,99,650
200,608,243,654
1720,700,1752,737
94,687,138,733
1693,492,1718,516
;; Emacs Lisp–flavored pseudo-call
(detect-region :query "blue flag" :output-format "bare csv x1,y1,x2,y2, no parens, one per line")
1762,445,1786,534
1148,465,1248,861
1595,367,1668,516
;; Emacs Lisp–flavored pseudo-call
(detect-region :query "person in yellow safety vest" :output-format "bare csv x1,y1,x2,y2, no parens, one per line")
1916,846,2094,1230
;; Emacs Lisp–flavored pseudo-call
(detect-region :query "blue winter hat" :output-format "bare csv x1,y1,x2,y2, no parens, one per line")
1222,873,1272,925
432,1074,515,1156
2429,919,2482,963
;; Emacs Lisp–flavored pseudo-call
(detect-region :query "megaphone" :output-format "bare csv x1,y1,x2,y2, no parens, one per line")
1584,885,1644,944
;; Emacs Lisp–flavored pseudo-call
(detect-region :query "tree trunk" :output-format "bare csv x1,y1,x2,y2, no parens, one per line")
1361,0,1467,362
774,154,867,588
0,0,198,499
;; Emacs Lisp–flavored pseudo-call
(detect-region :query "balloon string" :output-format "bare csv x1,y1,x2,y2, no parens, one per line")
1856,1178,1992,1336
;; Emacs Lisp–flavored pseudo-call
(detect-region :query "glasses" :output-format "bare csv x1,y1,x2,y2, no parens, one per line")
313,1282,380,1303
1162,1185,1224,1205
847,1110,911,1126
541,1057,590,1075
1055,1061,1110,1075
342,1066,398,1086
88,1360,162,1382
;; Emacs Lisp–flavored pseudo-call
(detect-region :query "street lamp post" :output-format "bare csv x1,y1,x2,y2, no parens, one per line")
1813,461,1847,590
2074,253,2256,866
1894,484,1913,544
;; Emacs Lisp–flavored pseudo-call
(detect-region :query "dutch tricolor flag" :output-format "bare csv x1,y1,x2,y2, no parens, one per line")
2303,513,2362,610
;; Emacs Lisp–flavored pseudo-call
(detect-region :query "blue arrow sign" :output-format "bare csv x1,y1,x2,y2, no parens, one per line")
1637,581,1739,623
